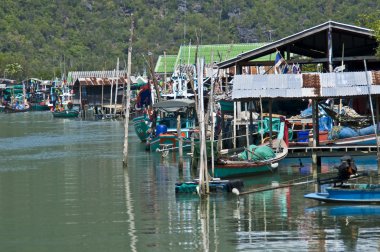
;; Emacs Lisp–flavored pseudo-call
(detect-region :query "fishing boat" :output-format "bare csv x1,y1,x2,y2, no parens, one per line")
30,101,50,111
52,102,79,118
132,114,152,142
146,99,196,152
52,109,79,118
213,118,288,178
304,183,380,203
214,138,288,178
4,103,31,113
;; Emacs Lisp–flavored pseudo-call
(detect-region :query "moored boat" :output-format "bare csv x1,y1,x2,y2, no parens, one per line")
214,138,288,178
304,183,380,203
52,109,79,118
132,114,152,142
146,99,196,152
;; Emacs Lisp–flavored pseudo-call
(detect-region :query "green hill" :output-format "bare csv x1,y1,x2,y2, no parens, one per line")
0,0,379,80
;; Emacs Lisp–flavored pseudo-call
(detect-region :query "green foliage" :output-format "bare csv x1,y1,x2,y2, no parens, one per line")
357,11,380,57
0,0,379,81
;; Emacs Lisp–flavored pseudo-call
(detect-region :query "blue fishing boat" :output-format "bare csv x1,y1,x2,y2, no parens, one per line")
146,99,196,152
304,184,380,203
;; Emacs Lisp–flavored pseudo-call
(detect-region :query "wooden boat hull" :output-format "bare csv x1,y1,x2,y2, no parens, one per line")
214,162,275,178
304,184,380,203
52,110,79,118
132,115,151,142
30,103,50,111
4,106,30,113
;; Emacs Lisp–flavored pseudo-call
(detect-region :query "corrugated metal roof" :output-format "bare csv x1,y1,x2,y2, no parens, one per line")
232,71,380,100
154,55,177,73
76,77,127,86
175,43,275,68
67,70,128,84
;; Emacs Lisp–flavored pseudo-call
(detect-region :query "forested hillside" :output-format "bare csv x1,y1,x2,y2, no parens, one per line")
0,0,379,80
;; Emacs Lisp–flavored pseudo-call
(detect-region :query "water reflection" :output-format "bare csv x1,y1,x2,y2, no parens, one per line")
1,112,380,251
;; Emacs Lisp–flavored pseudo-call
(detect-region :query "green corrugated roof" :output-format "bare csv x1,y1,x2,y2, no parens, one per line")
174,43,276,68
154,55,177,73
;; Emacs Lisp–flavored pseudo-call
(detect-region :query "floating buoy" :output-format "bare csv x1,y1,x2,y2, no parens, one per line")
271,162,279,168
232,188,240,196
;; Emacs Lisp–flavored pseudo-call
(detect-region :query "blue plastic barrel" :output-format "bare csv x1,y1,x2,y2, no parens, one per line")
298,130,310,142
156,124,168,136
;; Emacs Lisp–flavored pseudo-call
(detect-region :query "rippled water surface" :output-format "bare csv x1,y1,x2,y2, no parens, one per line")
0,112,380,252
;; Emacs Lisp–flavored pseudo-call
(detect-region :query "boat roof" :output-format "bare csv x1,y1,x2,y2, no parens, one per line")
153,99,195,112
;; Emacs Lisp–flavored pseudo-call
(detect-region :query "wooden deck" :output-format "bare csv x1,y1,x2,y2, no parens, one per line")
287,145,379,158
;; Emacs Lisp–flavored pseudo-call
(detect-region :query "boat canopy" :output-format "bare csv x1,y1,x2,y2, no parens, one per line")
153,99,195,112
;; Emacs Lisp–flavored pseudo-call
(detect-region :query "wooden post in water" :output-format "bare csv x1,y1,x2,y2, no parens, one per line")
101,81,104,115
114,58,119,116
364,60,380,172
177,113,183,168
311,99,321,192
110,70,114,115
233,102,237,149
197,58,209,196
123,16,134,167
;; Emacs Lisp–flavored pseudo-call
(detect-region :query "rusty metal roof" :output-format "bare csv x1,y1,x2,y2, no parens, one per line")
232,71,380,100
76,77,127,86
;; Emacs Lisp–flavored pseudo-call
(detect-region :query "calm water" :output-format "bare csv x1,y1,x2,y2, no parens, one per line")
0,112,380,252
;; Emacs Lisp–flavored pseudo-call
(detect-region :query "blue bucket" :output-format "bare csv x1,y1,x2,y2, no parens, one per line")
156,124,168,136
298,130,310,142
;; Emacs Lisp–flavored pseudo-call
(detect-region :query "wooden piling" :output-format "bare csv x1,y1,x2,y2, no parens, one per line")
123,16,134,167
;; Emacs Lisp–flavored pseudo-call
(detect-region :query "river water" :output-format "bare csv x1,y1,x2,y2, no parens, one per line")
0,112,380,252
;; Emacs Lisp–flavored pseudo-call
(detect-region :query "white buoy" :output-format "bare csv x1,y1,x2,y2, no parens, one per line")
232,188,240,196
271,162,279,168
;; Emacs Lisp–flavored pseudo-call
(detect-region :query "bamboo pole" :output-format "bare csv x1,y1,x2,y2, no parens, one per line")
177,113,183,168
164,51,167,93
210,67,215,177
114,58,119,116
109,69,114,114
123,16,134,166
364,60,380,172
233,102,236,149
197,58,209,196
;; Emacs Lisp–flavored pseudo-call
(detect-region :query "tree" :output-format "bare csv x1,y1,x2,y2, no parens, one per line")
5,63,23,80
357,11,380,57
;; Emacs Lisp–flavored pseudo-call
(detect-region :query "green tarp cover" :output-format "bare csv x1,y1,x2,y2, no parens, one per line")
238,145,275,161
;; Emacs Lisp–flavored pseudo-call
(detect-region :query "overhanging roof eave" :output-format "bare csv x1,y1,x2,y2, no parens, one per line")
217,21,375,69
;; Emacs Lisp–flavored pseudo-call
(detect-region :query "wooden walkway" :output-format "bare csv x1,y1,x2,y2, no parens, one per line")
287,145,379,158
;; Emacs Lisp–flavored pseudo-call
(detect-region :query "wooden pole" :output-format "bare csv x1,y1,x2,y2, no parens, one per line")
364,60,380,172
101,81,104,114
177,113,183,168
110,69,114,114
164,51,167,93
210,71,215,177
245,102,249,150
233,101,237,149
259,96,264,143
123,16,134,166
114,58,119,116
197,58,209,196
